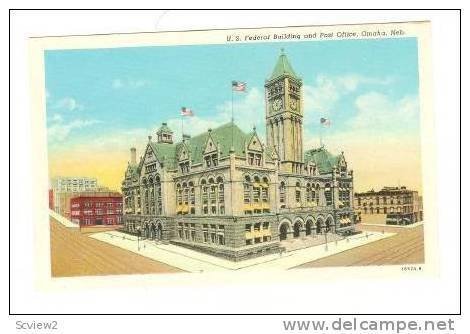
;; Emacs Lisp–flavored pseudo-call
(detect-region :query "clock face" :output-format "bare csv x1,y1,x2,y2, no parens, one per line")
289,98,298,111
272,98,283,112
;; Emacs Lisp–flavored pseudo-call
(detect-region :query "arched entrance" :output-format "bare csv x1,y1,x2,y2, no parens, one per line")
305,220,313,236
325,216,334,233
279,223,289,241
293,221,302,238
150,223,156,239
155,222,163,241
143,223,150,239
315,218,324,234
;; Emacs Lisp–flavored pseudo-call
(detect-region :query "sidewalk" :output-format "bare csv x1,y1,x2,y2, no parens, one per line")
49,209,79,228
360,221,424,229
89,230,395,273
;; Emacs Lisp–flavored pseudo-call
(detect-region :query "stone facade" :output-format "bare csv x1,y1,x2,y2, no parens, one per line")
121,51,355,261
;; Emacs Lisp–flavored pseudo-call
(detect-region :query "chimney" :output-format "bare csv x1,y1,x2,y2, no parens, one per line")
130,147,136,165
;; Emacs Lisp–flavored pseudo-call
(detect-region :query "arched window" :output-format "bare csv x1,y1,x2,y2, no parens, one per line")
217,176,225,215
176,183,182,215
155,175,162,215
189,181,195,214
315,184,320,205
244,175,251,205
253,176,261,203
201,179,208,215
279,181,286,208
306,183,312,203
261,176,269,213
295,182,301,204
261,177,269,201
208,178,217,215
324,183,332,206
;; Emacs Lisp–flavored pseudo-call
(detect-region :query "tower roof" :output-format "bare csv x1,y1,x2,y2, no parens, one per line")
269,49,299,80
156,122,173,134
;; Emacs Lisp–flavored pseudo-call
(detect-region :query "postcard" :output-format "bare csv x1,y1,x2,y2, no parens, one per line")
29,20,437,289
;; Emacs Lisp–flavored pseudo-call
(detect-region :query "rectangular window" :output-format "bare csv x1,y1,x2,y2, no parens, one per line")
203,231,208,242
253,187,260,203
244,184,251,203
218,235,225,245
245,224,251,232
246,239,252,245
261,187,268,202
248,153,254,165
325,188,332,206
262,222,269,230
295,190,301,203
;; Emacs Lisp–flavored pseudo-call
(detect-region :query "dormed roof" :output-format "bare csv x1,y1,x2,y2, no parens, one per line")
125,122,273,176
269,50,299,80
149,141,177,167
304,146,342,174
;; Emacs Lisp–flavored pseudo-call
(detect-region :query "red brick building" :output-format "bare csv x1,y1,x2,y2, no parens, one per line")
70,192,123,227
48,189,54,210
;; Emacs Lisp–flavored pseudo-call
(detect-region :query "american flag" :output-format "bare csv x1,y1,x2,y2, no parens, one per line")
232,80,247,92
181,107,194,116
320,117,331,126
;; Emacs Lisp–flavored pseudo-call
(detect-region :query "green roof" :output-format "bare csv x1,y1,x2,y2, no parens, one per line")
304,147,341,174
176,122,250,165
156,122,173,134
126,122,274,177
270,50,299,80
149,141,177,168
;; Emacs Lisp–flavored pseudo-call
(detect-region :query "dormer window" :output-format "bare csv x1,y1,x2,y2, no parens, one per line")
205,153,218,168
248,152,262,166
179,161,190,173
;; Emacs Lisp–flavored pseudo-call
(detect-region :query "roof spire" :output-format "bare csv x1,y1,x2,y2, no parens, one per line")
269,48,299,80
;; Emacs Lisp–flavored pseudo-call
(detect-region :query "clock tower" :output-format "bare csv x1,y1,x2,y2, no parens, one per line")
265,49,303,173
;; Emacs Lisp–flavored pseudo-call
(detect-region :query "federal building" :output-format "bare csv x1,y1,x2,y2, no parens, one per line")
121,51,355,260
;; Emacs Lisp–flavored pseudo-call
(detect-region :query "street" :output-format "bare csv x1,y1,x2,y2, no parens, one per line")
50,218,182,277
295,224,424,268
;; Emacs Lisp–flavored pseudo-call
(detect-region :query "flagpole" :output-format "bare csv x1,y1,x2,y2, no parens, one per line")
320,122,323,147
181,112,184,139
231,83,234,150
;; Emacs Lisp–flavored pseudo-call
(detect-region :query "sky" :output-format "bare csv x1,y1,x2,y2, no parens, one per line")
45,37,422,193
